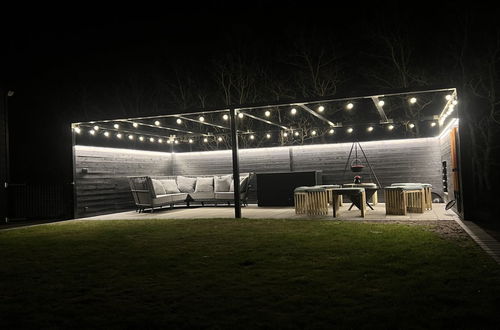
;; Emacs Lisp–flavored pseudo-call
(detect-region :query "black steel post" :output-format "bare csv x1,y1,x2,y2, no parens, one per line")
229,108,241,218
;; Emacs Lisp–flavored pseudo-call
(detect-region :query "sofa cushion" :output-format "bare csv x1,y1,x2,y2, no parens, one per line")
177,176,197,193
189,192,215,200
215,192,234,200
195,177,214,192
151,179,166,196
214,175,232,192
159,179,181,194
229,175,249,192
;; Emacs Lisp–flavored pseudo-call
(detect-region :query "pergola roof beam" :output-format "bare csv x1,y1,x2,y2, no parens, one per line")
370,96,389,123
122,120,208,136
240,112,290,130
297,104,338,127
178,116,230,130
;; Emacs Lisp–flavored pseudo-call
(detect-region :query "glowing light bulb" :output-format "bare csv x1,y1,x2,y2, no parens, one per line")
283,132,288,137
174,140,179,144
113,124,119,129
367,126,374,132
378,100,385,107
139,136,144,141
329,128,335,134
445,94,452,101
311,130,317,136
188,139,193,144
104,131,110,137
238,113,244,118
409,97,417,104
116,133,122,139
203,138,208,143
74,127,81,134
217,137,223,142
430,122,437,127
388,125,394,130
264,110,271,117
290,108,297,115
223,114,229,120
149,137,154,142
133,123,138,128
452,100,458,105
294,131,299,136
176,118,182,124
347,128,353,133
93,125,99,131
158,138,163,143
89,129,95,135
266,133,271,139
250,135,255,140
317,105,325,112
409,123,415,129
199,116,205,122
128,135,134,140
346,103,354,110
154,120,160,126
167,140,171,144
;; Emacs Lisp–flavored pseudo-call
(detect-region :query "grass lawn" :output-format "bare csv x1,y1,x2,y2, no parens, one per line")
1,219,500,329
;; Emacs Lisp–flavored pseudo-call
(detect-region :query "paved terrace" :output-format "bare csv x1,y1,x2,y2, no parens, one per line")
80,203,459,221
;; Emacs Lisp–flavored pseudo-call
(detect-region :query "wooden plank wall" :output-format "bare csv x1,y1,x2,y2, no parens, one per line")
74,146,172,217
74,138,442,217
440,131,455,203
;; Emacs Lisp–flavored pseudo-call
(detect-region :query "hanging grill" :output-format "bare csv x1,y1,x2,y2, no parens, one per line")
350,143,365,172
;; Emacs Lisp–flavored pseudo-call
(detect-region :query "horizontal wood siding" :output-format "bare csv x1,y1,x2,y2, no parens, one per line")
74,138,442,217
74,146,172,217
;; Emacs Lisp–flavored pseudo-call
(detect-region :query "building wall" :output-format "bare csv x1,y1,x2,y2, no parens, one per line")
74,137,443,217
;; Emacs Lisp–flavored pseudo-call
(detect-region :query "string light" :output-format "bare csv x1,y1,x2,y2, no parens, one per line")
290,108,297,115
89,129,95,135
249,134,255,140
174,140,179,144
346,102,354,110
283,132,288,137
388,125,394,130
329,128,335,134
311,130,317,136
430,122,437,127
199,116,205,122
74,127,81,134
317,105,325,112
116,133,122,139
445,94,452,101
167,140,172,144
203,137,208,143
93,125,99,131
149,137,155,142
294,131,300,136
264,110,271,117
154,120,160,126
133,123,138,128
223,114,229,120
176,118,182,124
158,138,163,143
139,136,144,141
266,133,271,139
378,100,385,107
367,126,374,132
128,135,134,140
188,138,194,143
104,131,110,137
238,113,244,118
217,136,223,142
409,123,415,129
409,97,417,104
347,128,353,133
114,124,120,129
452,100,458,105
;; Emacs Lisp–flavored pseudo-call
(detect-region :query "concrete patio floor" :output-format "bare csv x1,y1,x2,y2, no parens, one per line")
79,203,459,221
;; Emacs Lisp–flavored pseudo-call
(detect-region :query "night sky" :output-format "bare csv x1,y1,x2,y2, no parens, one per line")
1,2,497,183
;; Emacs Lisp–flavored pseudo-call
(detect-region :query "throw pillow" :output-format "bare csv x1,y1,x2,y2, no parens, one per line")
214,175,232,192
160,179,181,194
177,176,197,193
195,177,214,192
229,175,249,192
151,179,166,196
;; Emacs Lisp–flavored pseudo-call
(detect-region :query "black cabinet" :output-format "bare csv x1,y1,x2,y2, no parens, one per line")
256,171,322,206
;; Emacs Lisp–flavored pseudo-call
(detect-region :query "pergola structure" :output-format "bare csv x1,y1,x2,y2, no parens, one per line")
71,88,461,219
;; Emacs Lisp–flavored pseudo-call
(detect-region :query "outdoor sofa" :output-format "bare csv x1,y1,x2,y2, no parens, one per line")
127,173,253,212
